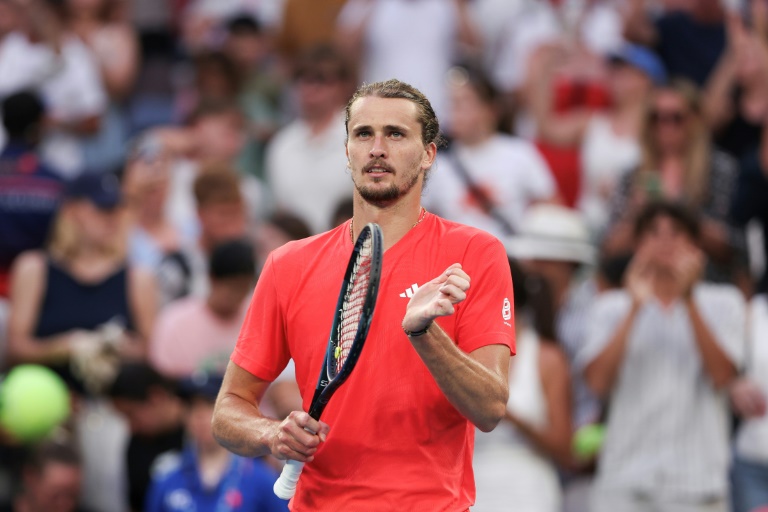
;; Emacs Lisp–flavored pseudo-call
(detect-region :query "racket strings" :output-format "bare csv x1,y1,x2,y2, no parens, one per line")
335,237,373,372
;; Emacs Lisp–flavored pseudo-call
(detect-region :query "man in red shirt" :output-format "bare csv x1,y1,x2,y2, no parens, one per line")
212,79,515,511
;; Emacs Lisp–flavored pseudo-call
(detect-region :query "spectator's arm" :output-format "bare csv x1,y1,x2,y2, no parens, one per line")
685,297,738,389
47,115,101,136
334,0,372,76
623,0,658,46
7,252,77,364
702,50,737,132
703,13,748,131
124,267,157,359
17,0,64,53
96,25,140,100
505,343,573,466
583,300,642,398
455,0,483,59
729,377,767,418
524,44,591,147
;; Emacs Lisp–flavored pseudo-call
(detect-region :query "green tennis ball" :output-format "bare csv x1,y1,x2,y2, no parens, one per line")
0,365,71,442
573,423,605,460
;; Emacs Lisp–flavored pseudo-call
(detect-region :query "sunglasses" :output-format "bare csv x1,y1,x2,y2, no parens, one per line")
650,110,687,126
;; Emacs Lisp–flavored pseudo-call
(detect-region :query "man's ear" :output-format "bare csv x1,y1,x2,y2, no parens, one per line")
421,142,437,171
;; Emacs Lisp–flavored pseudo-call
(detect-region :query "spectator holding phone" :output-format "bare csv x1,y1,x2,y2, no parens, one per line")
603,79,743,284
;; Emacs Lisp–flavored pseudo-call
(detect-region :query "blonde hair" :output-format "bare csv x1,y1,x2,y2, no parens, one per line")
636,78,711,208
48,203,127,263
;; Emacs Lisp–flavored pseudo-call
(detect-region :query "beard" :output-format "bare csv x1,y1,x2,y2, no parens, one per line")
354,168,421,206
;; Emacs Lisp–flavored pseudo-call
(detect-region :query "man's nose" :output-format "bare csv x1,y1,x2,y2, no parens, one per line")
370,135,387,158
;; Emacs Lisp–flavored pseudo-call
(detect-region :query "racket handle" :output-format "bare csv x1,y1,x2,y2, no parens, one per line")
273,459,305,499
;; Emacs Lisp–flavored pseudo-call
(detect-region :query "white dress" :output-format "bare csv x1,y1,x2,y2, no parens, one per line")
473,329,562,511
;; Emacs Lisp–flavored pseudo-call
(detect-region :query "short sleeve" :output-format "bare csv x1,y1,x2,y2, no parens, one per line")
231,253,291,381
695,285,747,369
453,235,515,355
576,291,633,371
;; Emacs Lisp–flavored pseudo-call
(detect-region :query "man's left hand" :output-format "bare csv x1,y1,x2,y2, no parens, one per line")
402,263,470,334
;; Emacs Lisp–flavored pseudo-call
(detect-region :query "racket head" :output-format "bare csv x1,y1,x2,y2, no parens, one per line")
307,222,382,419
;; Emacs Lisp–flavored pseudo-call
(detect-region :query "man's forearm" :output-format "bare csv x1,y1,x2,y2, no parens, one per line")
685,298,737,388
408,324,508,432
212,393,280,458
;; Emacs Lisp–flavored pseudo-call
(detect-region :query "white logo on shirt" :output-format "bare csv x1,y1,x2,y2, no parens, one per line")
399,283,421,298
502,298,512,321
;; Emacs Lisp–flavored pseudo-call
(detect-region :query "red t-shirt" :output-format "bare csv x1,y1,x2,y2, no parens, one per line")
232,213,515,511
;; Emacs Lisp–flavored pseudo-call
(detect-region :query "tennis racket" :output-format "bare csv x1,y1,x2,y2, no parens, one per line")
273,222,383,500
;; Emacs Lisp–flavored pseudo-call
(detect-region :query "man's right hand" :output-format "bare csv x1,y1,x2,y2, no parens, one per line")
270,411,330,462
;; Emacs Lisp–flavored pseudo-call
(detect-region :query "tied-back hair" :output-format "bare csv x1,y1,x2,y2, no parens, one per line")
344,79,446,149
636,78,711,208
509,258,557,343
48,204,127,263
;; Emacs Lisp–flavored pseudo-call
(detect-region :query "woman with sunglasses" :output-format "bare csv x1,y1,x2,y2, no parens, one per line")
603,79,743,285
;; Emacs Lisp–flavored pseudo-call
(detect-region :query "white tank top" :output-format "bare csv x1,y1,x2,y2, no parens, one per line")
507,328,548,433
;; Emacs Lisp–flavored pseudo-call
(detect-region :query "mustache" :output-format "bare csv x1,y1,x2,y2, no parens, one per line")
362,160,395,173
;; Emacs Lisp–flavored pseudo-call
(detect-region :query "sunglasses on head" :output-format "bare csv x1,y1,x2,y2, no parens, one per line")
650,110,687,126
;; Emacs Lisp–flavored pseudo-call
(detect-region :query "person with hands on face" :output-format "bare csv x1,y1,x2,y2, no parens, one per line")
212,79,514,511
578,200,746,512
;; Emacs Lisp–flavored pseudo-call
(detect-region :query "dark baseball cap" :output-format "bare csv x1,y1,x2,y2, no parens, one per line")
177,372,224,403
64,172,122,209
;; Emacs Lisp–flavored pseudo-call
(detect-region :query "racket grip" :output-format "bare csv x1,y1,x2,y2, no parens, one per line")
273,459,305,499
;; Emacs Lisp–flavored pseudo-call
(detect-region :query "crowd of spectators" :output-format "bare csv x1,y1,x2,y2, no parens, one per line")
1,0,768,511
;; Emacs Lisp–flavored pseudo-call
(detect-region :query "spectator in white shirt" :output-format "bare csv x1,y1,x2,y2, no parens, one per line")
264,45,353,234
579,201,745,512
424,67,557,241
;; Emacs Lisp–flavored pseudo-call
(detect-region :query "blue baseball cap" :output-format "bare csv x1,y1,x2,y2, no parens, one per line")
64,172,122,209
609,44,667,86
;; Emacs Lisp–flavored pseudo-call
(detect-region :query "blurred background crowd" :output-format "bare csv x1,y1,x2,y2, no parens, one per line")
0,0,767,511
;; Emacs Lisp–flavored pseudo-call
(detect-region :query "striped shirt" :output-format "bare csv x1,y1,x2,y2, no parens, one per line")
578,283,746,499
557,277,602,428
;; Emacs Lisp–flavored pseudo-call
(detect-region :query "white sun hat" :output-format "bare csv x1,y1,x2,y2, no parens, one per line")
504,204,596,265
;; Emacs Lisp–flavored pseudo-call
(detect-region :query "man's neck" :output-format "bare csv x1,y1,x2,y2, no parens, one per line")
351,191,424,251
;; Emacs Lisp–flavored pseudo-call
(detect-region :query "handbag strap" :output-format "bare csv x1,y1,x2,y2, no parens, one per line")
447,148,516,236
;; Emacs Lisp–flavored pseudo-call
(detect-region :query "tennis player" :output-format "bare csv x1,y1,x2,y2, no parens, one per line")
212,79,515,511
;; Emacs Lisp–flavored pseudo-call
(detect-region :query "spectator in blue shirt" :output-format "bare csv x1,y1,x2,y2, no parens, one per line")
145,372,288,512
0,90,65,298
